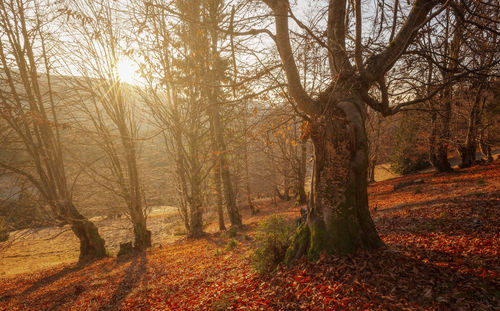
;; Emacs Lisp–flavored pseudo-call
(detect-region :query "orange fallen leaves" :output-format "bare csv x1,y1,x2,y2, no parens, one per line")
0,162,498,310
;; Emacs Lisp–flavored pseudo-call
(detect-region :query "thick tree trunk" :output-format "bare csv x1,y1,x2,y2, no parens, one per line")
69,206,106,261
130,207,151,250
458,143,476,168
133,222,152,249
285,101,383,263
429,108,453,172
459,90,483,168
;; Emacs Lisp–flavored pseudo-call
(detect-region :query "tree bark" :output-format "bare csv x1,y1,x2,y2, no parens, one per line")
285,101,384,263
187,166,204,237
263,0,437,263
69,205,106,261
295,140,308,204
213,159,226,231
429,106,453,172
130,206,151,249
479,130,493,162
243,107,256,215
458,88,484,168
206,0,242,228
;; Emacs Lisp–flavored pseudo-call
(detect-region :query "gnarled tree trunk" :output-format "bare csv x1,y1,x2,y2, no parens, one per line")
263,0,440,263
285,101,383,263
69,205,106,261
130,207,151,250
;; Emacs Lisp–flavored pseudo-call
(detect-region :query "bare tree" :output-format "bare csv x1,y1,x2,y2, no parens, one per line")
257,0,465,262
0,0,106,260
62,0,151,249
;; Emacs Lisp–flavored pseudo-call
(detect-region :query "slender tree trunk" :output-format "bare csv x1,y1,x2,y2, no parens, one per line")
368,117,382,183
188,174,204,237
429,9,461,173
68,205,106,261
295,140,307,204
213,159,226,231
244,147,255,214
479,130,493,162
206,2,241,228
120,126,151,250
286,101,383,263
242,106,255,214
283,163,291,201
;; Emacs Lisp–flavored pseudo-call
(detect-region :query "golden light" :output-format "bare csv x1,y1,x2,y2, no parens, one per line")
116,57,140,85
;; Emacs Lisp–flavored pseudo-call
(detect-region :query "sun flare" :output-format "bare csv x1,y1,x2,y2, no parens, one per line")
116,57,140,85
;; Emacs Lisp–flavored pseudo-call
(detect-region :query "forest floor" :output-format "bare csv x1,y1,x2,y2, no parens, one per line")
0,161,498,310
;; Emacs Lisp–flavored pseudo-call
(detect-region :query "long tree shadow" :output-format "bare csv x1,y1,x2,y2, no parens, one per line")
15,264,84,298
98,252,148,311
374,191,499,217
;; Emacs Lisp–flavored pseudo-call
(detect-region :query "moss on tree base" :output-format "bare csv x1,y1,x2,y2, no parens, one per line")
284,215,384,265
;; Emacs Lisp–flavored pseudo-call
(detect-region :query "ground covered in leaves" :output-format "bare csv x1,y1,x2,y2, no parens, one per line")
0,162,499,310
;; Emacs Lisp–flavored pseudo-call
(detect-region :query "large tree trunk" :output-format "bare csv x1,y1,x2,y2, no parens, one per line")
69,206,106,261
285,101,383,263
130,207,151,250
458,144,476,168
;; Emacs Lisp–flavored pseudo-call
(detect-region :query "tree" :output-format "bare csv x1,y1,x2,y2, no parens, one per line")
136,0,215,237
427,7,462,172
62,0,151,249
205,0,242,227
259,0,459,262
0,0,106,260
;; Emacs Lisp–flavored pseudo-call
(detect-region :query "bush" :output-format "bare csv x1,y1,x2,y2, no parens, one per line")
0,216,9,242
251,215,294,274
225,239,238,251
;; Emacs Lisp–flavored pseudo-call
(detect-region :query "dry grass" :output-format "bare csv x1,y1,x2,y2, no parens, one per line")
0,208,181,277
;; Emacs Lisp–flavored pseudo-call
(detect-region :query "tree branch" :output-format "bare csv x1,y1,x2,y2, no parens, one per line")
365,0,443,81
262,0,319,116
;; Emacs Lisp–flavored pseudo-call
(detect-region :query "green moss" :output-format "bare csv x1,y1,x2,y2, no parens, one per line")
307,220,328,261
252,216,294,273
284,223,310,265
331,217,359,254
